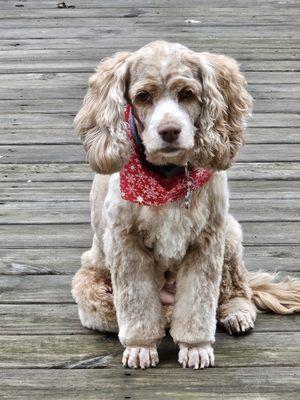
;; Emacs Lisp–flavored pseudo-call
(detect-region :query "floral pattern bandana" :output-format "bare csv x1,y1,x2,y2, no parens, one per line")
119,105,212,207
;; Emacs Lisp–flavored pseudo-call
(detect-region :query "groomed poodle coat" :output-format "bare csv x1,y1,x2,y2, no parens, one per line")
72,41,300,369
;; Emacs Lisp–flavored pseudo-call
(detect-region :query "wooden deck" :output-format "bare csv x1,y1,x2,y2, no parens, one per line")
0,0,300,398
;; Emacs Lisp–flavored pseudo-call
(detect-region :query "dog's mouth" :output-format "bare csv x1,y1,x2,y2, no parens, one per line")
158,146,184,155
146,147,190,167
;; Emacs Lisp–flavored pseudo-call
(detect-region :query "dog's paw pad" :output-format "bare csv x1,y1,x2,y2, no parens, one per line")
220,312,254,335
178,344,214,369
122,346,159,369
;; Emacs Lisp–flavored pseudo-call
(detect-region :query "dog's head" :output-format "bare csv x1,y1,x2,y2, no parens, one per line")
75,41,252,174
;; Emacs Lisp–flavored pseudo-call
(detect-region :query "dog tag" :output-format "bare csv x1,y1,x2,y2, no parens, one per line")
184,163,194,209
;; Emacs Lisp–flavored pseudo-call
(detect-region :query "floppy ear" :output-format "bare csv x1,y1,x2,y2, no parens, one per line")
195,53,252,170
74,52,132,174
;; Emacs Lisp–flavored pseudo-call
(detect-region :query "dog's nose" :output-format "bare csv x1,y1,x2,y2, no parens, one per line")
158,124,181,143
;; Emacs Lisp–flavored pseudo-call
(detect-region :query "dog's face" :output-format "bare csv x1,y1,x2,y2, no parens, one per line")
75,41,252,174
128,47,202,166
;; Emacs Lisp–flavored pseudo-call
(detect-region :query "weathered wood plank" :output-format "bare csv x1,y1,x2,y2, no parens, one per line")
0,201,90,224
1,143,300,163
0,181,91,201
1,71,300,89
0,0,298,9
1,99,300,117
0,332,299,368
0,0,298,396
0,127,299,145
1,369,300,400
1,100,300,117
2,391,297,400
0,275,74,304
1,162,300,182
1,24,298,41
229,163,300,180
0,222,299,248
0,223,94,248
1,113,299,129
0,163,95,182
0,42,299,54
1,304,299,335
1,268,299,305
0,144,87,164
0,59,299,73
2,6,300,20
1,17,300,32
0,198,299,224
0,79,299,106
250,84,300,99
244,245,300,273
0,128,81,145
251,101,300,113
1,245,299,276
229,180,300,199
0,180,299,203
1,37,299,52
229,199,300,222
0,71,298,85
1,47,300,63
70,142,298,162
0,304,85,334
0,248,82,275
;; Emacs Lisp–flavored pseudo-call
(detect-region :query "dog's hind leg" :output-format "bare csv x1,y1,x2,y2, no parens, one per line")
217,215,256,335
71,235,118,333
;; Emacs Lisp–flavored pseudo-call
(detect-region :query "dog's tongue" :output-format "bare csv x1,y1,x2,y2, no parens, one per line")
160,272,176,305
119,105,213,207
159,288,175,305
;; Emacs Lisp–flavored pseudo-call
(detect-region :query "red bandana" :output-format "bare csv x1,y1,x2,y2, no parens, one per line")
120,105,212,207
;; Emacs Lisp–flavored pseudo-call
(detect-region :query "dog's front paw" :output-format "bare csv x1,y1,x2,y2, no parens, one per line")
178,343,214,369
220,311,254,335
122,346,159,369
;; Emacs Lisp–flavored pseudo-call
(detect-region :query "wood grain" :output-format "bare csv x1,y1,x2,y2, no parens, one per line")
1,304,299,335
1,143,300,163
1,162,300,182
0,198,299,224
0,332,299,369
0,0,299,397
1,245,299,275
0,222,299,248
0,367,299,400
0,271,299,305
0,180,298,202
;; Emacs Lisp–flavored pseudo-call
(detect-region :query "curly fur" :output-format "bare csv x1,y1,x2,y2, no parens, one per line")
192,53,252,170
248,271,300,314
72,41,300,369
74,52,132,174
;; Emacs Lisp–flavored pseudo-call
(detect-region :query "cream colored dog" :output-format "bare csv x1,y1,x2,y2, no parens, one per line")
72,41,300,369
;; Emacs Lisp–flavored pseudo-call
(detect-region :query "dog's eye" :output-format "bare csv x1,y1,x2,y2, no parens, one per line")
136,91,151,103
178,89,193,100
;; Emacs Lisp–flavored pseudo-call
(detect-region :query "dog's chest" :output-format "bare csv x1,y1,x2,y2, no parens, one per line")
137,201,208,267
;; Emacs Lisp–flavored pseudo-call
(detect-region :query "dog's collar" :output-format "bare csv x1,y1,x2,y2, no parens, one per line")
119,105,213,207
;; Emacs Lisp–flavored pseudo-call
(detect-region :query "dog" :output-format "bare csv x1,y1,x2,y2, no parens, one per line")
72,41,300,369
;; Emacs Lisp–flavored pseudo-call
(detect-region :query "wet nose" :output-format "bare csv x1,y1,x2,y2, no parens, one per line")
157,124,181,143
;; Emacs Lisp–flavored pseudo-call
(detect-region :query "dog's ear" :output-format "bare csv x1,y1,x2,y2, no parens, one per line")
74,52,132,174
195,53,252,170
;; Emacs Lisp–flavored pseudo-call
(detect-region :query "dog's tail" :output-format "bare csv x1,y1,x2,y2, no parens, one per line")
247,271,300,314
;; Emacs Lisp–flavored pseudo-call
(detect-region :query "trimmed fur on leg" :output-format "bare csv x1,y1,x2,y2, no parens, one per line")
72,266,118,332
247,271,300,314
217,214,256,335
